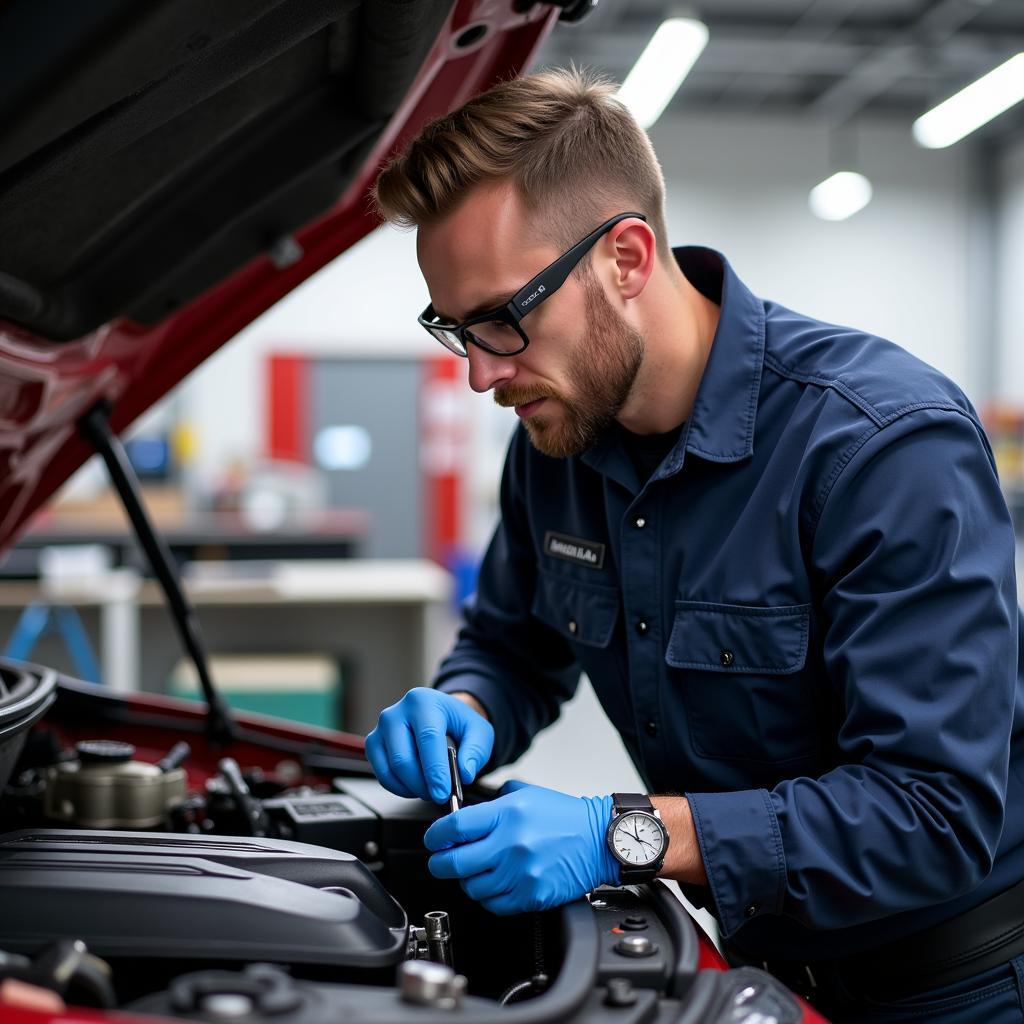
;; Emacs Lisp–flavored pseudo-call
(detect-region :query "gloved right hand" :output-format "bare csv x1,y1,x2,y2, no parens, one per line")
364,688,494,803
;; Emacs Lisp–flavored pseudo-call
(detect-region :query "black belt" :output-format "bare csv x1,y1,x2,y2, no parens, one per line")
749,877,1024,1003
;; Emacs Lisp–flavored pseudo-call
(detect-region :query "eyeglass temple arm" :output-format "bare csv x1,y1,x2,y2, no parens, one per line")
508,213,647,319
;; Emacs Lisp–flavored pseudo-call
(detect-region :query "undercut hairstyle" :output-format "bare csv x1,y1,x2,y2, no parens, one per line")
372,66,672,266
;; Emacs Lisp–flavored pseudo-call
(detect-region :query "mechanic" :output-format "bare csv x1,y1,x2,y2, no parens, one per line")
364,68,1024,1023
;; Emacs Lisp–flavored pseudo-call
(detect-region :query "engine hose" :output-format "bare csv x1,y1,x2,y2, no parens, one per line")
498,979,535,1006
533,913,546,977
498,914,552,1005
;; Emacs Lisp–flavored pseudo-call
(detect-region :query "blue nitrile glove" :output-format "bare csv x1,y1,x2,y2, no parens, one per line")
364,688,494,803
423,780,619,915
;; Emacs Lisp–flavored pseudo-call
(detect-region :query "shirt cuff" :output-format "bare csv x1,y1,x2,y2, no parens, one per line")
686,788,786,939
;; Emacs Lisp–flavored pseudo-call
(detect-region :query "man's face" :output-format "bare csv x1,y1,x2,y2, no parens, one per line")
417,183,644,458
493,271,643,457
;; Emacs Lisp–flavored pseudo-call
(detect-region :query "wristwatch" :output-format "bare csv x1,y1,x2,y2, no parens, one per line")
605,793,669,884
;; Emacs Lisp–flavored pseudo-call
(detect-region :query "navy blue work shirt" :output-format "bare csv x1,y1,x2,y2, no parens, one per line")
434,246,1024,963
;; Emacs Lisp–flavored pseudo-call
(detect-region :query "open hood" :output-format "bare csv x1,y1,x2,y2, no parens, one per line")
0,0,563,553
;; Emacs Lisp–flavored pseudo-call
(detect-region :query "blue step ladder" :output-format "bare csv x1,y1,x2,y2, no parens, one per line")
4,602,101,683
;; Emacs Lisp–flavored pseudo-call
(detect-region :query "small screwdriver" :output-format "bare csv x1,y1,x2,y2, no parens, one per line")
446,736,463,814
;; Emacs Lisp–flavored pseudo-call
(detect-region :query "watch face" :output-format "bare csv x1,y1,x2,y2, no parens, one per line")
610,811,665,867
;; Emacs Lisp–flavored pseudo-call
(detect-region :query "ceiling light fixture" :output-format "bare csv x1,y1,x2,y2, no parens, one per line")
808,171,874,221
913,52,1024,149
617,17,709,130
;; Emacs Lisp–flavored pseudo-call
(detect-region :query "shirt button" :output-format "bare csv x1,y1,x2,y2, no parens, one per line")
635,620,649,635
744,903,759,918
644,720,659,737
634,516,646,529
720,649,735,667
568,620,578,634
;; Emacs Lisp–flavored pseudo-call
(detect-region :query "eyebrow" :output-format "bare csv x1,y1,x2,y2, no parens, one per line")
435,292,515,324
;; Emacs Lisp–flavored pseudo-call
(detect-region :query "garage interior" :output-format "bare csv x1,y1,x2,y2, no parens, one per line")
3,0,1024,798
2,1,1024,1017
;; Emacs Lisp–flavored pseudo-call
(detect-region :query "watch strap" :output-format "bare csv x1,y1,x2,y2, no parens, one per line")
612,793,655,813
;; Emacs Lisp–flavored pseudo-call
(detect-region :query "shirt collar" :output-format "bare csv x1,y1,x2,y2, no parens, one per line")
582,246,765,486
672,246,765,467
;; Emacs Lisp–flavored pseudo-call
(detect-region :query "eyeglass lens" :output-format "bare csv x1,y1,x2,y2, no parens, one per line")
464,319,525,354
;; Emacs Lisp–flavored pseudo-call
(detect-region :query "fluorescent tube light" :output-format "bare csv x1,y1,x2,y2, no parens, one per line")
913,52,1024,149
617,17,709,130
808,171,874,221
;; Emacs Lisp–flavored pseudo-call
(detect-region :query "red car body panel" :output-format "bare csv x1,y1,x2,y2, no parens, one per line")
0,0,553,556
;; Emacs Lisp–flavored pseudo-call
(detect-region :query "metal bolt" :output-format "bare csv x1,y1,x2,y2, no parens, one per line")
615,934,657,958
199,994,255,1019
605,977,638,1007
424,910,453,967
621,915,648,930
398,960,467,1010
268,235,304,270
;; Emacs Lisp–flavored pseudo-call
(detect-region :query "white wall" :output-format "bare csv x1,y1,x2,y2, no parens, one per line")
653,114,973,390
997,138,1024,404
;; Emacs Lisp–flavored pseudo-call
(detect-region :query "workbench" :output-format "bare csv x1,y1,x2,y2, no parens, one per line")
0,559,455,736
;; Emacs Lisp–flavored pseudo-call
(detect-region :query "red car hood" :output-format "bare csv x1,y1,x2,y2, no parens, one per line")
0,0,557,552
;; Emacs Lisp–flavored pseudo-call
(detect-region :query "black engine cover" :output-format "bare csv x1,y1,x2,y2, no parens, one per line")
0,829,406,968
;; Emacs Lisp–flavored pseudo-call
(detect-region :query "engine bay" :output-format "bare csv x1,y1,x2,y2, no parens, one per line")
0,664,812,1024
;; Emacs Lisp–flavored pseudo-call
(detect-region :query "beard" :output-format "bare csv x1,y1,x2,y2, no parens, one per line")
494,275,644,458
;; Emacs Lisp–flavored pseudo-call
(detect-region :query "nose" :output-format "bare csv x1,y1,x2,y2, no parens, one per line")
466,345,517,394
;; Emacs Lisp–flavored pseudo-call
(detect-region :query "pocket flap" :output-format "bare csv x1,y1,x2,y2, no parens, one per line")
666,601,810,674
531,569,620,647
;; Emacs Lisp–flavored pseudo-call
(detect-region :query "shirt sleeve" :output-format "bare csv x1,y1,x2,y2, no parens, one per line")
433,427,582,768
687,406,1018,939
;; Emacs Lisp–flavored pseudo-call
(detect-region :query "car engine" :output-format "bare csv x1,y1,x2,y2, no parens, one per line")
0,662,814,1024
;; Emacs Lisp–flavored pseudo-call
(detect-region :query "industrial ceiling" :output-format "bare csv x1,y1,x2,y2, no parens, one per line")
536,0,1024,145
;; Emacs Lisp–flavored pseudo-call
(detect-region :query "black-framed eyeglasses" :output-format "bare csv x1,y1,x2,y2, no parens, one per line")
418,212,647,358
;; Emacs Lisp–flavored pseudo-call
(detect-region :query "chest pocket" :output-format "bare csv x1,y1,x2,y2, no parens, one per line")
666,601,815,763
531,568,620,647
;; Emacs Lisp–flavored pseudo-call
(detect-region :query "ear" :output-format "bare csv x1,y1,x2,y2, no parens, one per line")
606,217,657,301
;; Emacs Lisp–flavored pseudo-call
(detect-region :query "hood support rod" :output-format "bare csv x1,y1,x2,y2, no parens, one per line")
79,402,235,745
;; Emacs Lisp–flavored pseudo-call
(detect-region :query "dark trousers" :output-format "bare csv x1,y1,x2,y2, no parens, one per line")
809,954,1024,1023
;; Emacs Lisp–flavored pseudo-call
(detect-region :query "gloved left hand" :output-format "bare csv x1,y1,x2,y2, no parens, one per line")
423,780,620,915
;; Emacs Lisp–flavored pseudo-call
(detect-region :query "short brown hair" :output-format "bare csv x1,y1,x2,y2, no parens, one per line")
372,66,671,264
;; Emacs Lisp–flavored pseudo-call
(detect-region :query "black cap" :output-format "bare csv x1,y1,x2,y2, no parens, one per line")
76,740,135,764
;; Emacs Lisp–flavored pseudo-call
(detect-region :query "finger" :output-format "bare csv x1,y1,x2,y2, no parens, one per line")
461,868,514,902
498,779,530,796
363,730,415,797
428,835,498,881
369,762,419,799
406,694,453,803
449,706,494,784
427,830,504,881
423,801,501,852
480,890,527,916
378,712,429,800
363,728,386,778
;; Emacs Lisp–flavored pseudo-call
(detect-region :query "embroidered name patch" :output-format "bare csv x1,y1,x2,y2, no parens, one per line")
544,531,606,570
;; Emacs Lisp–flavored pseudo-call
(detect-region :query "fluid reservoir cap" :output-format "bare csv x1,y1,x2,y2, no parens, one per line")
398,960,467,1009
76,740,136,764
